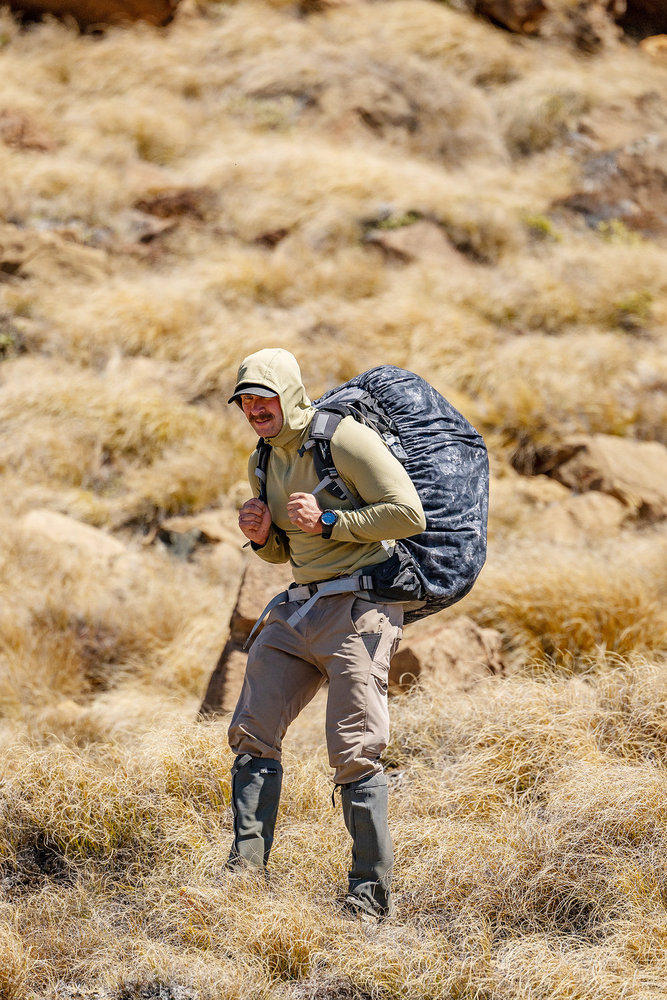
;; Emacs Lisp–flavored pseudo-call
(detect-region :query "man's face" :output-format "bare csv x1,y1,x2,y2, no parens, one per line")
240,393,284,438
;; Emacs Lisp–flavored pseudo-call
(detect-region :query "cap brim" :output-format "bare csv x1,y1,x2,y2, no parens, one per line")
227,383,277,405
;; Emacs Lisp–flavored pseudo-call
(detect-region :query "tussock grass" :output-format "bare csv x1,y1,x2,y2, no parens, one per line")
459,535,667,663
1,0,667,994
4,663,667,995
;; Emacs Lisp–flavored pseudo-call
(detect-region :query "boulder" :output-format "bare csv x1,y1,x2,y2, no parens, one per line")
151,510,241,560
6,0,178,27
0,110,56,153
640,34,667,59
0,222,109,286
517,434,667,522
230,558,295,647
554,137,667,236
389,615,505,694
199,558,294,716
21,509,125,561
364,219,464,265
530,491,629,545
474,0,547,34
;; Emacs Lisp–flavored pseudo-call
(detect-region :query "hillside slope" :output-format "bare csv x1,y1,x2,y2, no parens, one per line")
1,1,667,997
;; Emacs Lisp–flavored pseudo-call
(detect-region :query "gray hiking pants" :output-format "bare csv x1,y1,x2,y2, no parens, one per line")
228,591,403,785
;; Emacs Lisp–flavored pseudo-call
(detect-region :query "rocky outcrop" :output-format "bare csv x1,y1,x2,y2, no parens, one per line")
530,491,629,545
555,138,667,236
514,435,667,522
21,509,126,561
0,110,56,153
0,222,109,286
474,0,548,34
6,0,178,28
199,559,294,716
389,616,506,694
363,219,464,265
199,554,506,714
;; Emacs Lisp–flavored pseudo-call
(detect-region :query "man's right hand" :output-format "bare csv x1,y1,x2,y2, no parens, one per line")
238,498,272,546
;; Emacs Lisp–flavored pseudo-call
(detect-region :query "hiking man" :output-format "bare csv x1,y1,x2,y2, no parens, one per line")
227,347,426,921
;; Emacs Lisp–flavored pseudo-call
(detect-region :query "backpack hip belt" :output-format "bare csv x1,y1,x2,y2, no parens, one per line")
243,572,374,650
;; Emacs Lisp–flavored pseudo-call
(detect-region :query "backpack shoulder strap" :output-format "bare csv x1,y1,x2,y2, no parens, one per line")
300,406,362,507
254,439,272,503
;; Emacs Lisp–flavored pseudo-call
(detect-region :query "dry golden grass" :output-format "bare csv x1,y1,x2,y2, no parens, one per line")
1,0,666,994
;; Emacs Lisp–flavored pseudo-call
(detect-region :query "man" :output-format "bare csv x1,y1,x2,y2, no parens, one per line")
226,347,426,922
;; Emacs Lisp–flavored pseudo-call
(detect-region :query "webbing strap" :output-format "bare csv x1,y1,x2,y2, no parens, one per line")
285,575,372,629
243,573,373,649
243,589,289,650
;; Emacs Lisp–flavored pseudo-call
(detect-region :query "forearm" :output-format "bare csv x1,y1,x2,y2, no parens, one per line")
329,419,426,543
332,501,425,544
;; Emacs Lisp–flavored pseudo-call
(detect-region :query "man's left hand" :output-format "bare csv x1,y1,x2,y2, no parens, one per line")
287,492,323,534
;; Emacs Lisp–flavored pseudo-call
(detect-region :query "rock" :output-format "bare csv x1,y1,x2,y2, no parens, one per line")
539,0,624,50
640,33,667,58
151,510,241,559
6,0,178,27
199,559,294,716
134,186,217,221
516,434,667,522
246,50,505,167
0,222,109,286
389,615,505,694
531,491,629,544
474,0,547,34
364,220,464,264
554,137,667,236
230,558,295,647
0,110,56,153
21,510,126,560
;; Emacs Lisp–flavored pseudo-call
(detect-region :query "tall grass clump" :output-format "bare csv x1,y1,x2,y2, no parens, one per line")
460,536,667,665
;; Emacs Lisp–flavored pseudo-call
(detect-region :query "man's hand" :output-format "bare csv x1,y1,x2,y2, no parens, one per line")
287,492,323,534
238,498,272,546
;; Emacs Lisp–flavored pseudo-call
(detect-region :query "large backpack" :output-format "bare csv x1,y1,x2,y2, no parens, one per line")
255,366,489,625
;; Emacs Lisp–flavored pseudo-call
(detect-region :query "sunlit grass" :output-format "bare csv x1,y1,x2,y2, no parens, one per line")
0,0,666,995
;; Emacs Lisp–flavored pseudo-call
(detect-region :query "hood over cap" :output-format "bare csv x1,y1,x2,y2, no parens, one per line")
229,348,314,447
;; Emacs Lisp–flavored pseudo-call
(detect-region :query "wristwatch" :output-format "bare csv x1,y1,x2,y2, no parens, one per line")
320,509,338,539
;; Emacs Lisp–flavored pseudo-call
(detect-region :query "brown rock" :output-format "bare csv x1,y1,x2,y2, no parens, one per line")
199,558,294,716
21,509,126,561
6,0,178,27
134,186,217,221
640,33,667,58
364,220,463,264
532,491,629,545
389,616,505,694
0,222,109,286
554,138,667,236
0,110,56,153
475,0,547,34
520,434,667,522
231,558,295,647
151,510,242,559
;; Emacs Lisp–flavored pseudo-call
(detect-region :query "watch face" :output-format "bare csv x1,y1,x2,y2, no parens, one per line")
321,510,337,526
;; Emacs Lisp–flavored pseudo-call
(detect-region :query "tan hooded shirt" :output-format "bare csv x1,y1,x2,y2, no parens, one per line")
234,348,426,585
